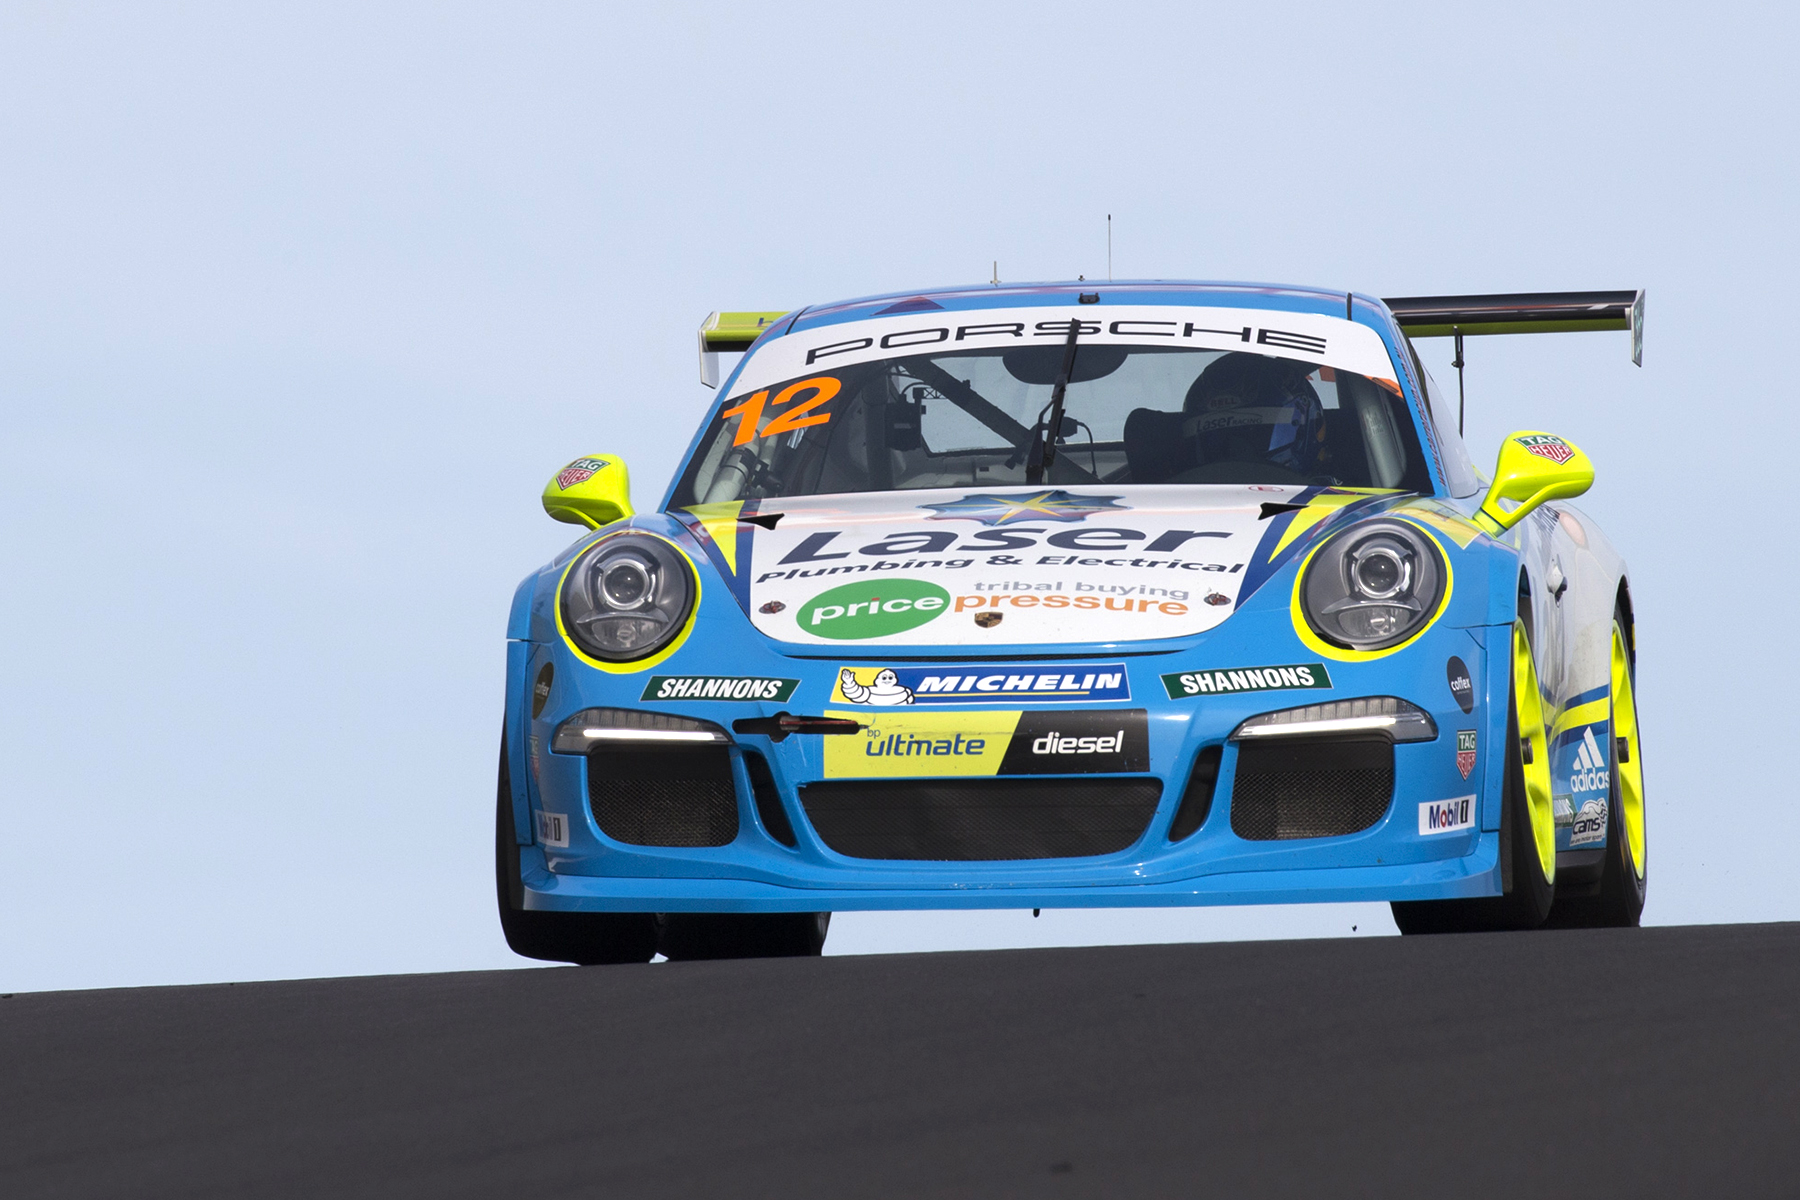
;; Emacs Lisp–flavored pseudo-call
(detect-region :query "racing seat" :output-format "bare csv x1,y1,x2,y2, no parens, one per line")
1123,408,1195,483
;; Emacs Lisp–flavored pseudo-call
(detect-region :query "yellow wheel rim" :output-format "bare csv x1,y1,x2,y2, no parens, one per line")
1611,624,1647,879
1512,620,1556,884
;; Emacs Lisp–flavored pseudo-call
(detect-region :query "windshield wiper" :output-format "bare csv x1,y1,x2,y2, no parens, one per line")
1024,321,1082,485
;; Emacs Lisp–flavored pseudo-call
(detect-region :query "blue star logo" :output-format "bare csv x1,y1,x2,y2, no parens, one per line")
918,490,1130,526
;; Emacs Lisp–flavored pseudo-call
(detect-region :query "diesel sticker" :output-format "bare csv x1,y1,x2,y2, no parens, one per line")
641,676,799,702
1419,795,1475,836
1161,663,1332,699
822,708,1148,778
833,663,1131,706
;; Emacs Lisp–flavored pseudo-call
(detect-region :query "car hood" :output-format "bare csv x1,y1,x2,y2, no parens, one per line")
673,484,1404,649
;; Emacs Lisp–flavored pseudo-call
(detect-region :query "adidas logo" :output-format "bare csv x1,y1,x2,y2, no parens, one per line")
1569,726,1609,795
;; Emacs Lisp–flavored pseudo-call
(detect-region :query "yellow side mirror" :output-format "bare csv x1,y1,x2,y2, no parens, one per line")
1474,432,1594,534
542,455,634,528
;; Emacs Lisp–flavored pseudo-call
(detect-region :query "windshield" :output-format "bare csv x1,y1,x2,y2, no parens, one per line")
672,318,1433,506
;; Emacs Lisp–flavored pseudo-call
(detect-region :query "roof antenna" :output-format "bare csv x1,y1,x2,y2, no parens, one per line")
1452,326,1466,435
1107,214,1112,281
991,260,999,286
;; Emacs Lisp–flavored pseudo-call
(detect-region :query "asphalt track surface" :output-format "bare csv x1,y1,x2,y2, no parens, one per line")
3,923,1796,1199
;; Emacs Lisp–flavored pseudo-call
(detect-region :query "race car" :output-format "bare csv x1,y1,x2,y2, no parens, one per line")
496,281,1648,963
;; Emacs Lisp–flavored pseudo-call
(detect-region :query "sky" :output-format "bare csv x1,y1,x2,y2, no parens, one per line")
2,2,1794,992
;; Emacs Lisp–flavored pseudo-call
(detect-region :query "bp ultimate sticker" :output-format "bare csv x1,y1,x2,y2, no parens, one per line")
1161,663,1331,698
641,676,799,702
823,709,1148,778
833,663,1130,706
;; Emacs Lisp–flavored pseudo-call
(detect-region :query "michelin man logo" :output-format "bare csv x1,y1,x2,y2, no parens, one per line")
839,667,914,706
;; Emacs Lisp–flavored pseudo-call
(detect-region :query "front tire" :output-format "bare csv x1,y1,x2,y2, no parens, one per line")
1392,615,1556,934
1547,615,1648,927
495,738,658,965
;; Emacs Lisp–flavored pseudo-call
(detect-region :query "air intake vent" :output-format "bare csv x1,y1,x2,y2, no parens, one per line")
587,746,738,847
1169,745,1222,842
741,750,795,847
798,778,1160,861
1230,737,1393,841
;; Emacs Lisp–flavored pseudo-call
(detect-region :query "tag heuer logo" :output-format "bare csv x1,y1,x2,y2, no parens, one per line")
1456,729,1477,779
1515,435,1574,465
556,457,608,490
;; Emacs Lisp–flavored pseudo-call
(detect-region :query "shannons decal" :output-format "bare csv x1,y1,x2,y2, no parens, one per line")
640,676,799,702
822,709,1148,778
1160,663,1332,698
833,663,1131,706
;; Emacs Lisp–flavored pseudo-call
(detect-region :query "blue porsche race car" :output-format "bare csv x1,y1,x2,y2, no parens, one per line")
497,281,1649,962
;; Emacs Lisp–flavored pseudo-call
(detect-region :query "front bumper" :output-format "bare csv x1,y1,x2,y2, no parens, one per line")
505,610,1510,913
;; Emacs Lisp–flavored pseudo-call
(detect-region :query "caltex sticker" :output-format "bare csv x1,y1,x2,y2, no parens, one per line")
1419,795,1475,836
1160,663,1331,699
1515,434,1574,465
641,676,799,702
1456,730,1477,779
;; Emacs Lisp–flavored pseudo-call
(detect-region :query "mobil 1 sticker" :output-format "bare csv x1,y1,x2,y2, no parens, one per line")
832,662,1130,706
998,709,1149,774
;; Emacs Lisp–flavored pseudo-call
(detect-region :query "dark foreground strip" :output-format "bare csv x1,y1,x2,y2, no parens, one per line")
2,923,1797,1198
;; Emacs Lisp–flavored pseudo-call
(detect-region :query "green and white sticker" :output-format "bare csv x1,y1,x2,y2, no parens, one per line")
641,676,799,702
1160,663,1332,698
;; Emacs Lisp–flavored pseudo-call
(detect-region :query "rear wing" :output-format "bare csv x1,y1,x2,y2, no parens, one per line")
697,310,791,387
1384,290,1645,366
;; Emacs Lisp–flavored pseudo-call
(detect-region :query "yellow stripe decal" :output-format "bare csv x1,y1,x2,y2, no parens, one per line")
682,501,745,576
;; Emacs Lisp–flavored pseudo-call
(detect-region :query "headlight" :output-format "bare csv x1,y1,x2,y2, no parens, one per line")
1301,520,1446,650
559,534,696,662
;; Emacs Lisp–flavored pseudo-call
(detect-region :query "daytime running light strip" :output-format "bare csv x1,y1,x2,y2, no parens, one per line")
1235,715,1399,737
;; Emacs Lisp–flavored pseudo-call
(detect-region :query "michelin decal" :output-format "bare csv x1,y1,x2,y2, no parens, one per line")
834,663,1131,706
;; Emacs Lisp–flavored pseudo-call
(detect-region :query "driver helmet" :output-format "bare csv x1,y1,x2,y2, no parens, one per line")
1182,353,1326,475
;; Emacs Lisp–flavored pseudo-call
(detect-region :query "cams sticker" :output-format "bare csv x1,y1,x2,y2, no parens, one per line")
535,810,570,849
1419,795,1475,836
797,578,950,640
641,676,799,702
833,663,1130,706
1570,799,1608,847
823,708,1148,778
1161,663,1331,699
1456,730,1477,779
1515,434,1575,465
